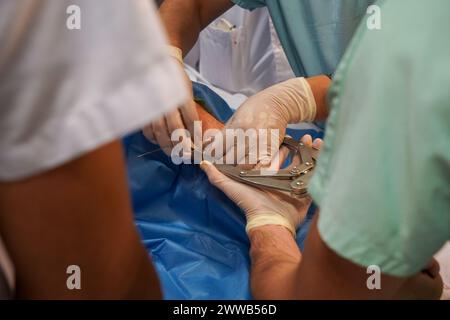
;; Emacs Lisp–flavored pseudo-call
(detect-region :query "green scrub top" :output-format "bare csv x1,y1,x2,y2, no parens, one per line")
308,0,450,276
232,0,375,76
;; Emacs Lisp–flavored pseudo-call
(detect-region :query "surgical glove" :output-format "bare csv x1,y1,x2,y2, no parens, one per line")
143,45,199,156
209,77,317,167
201,135,323,238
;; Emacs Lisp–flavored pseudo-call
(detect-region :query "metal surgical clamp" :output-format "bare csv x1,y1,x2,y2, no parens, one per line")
215,137,319,198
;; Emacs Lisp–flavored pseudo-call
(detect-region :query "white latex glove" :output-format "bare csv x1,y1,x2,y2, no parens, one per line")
143,46,199,156
208,77,317,167
201,135,323,237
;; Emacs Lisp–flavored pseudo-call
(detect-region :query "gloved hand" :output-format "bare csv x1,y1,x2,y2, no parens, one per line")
143,46,199,156
208,78,317,167
200,135,323,237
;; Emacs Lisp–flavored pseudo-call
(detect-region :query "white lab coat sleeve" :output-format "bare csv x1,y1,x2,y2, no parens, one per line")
0,0,188,181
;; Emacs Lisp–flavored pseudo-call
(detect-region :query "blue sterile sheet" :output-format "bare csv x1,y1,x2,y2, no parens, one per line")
123,82,323,300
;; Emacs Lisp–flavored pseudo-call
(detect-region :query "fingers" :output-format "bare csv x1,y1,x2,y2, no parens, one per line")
255,134,314,170
235,147,258,170
166,109,185,137
300,134,324,153
301,134,323,149
255,129,283,169
301,134,313,147
167,109,192,158
313,138,323,150
166,64,199,150
423,258,441,279
207,128,234,164
200,160,262,212
142,124,156,144
142,118,180,156
152,116,173,156
269,146,290,171
199,160,233,190
407,270,444,299
144,107,196,156
179,100,200,142
177,67,200,141
144,61,197,156
254,150,276,170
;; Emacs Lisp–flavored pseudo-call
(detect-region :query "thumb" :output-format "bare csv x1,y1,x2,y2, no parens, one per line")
200,160,232,189
200,161,259,216
200,161,252,207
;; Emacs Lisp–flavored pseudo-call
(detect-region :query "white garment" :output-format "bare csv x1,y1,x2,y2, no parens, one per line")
185,65,248,110
191,6,295,97
184,7,318,133
0,0,188,181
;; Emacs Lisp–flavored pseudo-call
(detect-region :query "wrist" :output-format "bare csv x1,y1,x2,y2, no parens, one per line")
248,225,302,300
248,225,301,264
305,75,331,121
275,78,317,124
249,225,295,240
246,214,296,238
167,45,183,64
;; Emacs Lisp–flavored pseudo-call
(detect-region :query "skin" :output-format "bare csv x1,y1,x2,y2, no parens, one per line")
144,0,235,154
159,0,234,54
4,0,432,300
196,103,225,131
159,0,330,127
201,135,443,299
150,0,330,160
0,141,161,299
1,109,440,299
161,0,443,299
250,219,443,300
162,0,444,299
0,104,235,299
306,75,330,120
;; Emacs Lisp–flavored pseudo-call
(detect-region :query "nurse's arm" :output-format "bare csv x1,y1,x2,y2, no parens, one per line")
159,0,234,54
249,214,443,299
0,141,162,299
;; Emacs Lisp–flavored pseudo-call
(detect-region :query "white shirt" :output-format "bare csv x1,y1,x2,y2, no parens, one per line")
0,0,188,181
0,0,188,294
193,6,295,97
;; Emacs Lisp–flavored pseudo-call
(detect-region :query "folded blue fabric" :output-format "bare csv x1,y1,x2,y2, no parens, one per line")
123,82,323,299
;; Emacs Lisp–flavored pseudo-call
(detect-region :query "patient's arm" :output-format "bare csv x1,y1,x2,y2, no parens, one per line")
195,102,224,131
306,75,331,121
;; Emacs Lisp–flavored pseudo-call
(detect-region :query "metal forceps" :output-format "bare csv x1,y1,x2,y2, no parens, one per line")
214,137,319,198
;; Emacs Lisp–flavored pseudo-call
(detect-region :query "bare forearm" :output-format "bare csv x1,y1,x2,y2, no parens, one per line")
248,225,302,299
0,141,162,299
159,0,202,52
306,75,331,121
159,0,233,54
